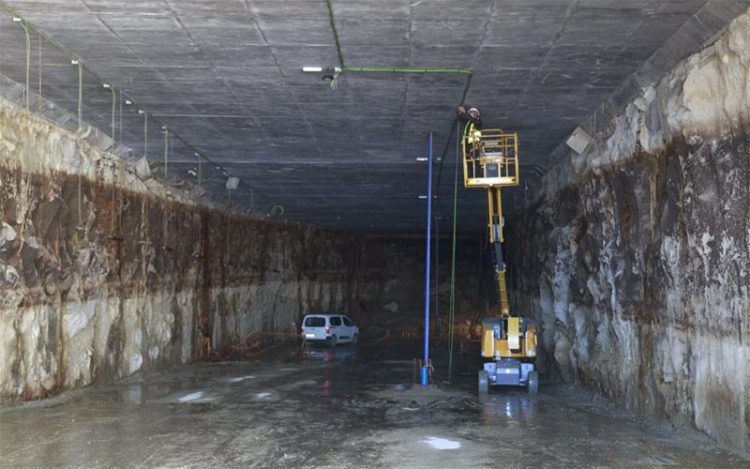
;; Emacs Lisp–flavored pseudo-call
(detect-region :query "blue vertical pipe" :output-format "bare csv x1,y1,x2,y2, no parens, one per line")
421,131,433,387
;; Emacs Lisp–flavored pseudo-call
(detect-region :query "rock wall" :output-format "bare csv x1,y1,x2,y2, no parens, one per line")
509,11,750,454
0,94,396,401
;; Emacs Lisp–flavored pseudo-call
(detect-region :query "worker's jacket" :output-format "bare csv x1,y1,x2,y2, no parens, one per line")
464,121,482,144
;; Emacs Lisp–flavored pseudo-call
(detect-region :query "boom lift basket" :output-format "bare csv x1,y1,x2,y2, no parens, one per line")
462,129,519,188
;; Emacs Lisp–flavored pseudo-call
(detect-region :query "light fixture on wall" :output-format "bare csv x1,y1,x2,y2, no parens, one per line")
302,65,341,82
226,176,240,191
566,126,592,154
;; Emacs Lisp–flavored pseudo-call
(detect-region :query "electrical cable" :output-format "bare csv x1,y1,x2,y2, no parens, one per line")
77,61,82,130
435,73,473,202
0,2,283,216
108,86,116,141
325,0,345,68
20,19,30,110
37,32,41,111
163,125,169,180
447,120,460,382
143,111,148,157
342,66,472,75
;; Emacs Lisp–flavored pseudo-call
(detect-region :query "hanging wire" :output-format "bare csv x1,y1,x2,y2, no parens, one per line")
37,32,41,111
447,121,460,382
105,84,116,141
142,110,148,157
196,152,203,187
162,125,169,180
118,90,123,142
19,18,30,110
76,60,82,130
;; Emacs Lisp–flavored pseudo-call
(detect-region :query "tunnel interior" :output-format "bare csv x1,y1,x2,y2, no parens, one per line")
0,0,748,466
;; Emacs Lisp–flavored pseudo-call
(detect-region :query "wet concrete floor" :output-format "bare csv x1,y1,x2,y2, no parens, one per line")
1,343,747,468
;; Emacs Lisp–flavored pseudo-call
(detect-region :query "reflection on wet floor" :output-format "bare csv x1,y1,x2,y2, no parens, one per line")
1,343,747,468
479,393,536,424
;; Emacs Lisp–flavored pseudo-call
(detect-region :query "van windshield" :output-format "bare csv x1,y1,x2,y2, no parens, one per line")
304,317,326,327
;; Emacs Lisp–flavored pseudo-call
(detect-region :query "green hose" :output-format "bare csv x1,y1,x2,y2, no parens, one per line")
342,66,473,75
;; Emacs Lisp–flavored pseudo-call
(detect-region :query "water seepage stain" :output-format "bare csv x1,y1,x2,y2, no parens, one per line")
423,437,461,450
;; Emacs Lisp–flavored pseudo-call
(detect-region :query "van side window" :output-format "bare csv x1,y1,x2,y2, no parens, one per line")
343,317,352,326
330,317,342,326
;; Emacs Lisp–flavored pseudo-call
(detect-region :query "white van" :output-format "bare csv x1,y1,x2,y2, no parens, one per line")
301,314,359,347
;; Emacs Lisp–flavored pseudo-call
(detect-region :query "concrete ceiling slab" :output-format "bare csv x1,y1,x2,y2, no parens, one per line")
0,0,745,232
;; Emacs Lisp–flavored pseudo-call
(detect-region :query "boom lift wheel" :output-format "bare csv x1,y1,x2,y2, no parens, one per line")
528,371,539,395
478,370,489,395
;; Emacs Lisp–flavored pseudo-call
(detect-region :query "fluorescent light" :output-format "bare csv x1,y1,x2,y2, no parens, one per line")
416,157,428,161
418,195,427,199
12,17,22,22
125,99,132,105
302,66,323,73
70,59,79,65
102,83,111,89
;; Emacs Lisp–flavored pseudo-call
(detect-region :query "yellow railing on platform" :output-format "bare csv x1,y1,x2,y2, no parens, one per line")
462,128,520,188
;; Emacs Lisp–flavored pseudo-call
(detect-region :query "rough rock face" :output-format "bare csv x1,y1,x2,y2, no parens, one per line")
0,95,396,401
510,11,750,454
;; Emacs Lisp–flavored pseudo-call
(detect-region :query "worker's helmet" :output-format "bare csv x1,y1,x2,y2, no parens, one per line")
468,107,480,117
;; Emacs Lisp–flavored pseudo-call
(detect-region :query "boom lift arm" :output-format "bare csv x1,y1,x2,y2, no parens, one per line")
461,126,539,394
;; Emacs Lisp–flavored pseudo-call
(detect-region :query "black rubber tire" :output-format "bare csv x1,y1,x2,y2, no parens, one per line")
528,371,539,395
328,335,337,348
352,334,359,345
478,370,489,395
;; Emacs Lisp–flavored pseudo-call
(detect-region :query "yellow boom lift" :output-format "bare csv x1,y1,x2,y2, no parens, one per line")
462,128,539,394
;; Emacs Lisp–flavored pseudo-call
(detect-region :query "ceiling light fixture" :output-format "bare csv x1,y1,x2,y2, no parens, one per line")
12,17,22,22
302,66,323,73
416,157,428,161
102,83,111,89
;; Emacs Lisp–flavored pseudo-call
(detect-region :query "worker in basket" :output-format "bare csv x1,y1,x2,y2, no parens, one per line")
458,105,499,178
458,105,482,159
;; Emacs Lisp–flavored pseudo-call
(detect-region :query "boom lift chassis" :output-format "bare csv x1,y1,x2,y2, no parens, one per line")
462,129,539,395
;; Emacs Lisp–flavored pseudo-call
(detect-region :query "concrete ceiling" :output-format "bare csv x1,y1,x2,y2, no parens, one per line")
0,0,745,231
